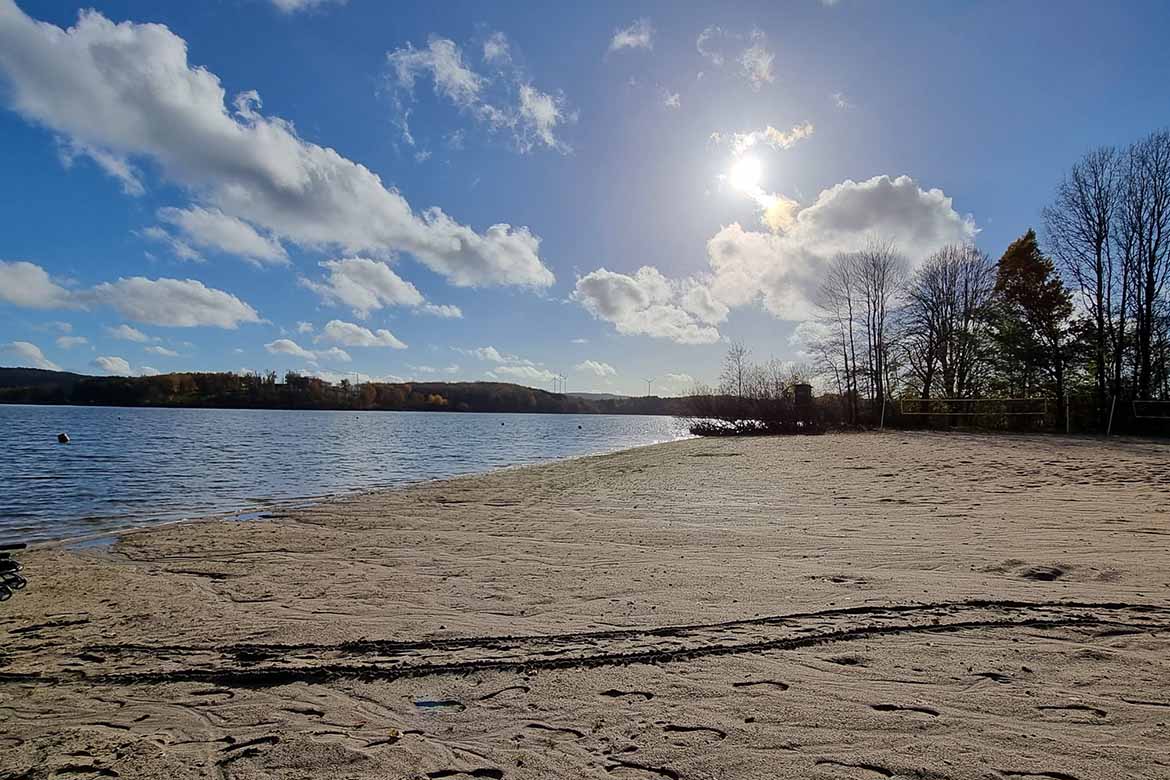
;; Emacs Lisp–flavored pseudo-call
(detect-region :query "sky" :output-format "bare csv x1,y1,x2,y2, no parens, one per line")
1,0,1169,396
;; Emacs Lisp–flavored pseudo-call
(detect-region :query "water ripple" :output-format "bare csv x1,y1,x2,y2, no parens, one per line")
0,406,687,542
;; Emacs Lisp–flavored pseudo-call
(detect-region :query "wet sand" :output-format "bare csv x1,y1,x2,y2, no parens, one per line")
2,431,1169,779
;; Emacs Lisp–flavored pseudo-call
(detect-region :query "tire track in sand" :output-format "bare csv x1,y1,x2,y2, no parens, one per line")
1,600,1166,689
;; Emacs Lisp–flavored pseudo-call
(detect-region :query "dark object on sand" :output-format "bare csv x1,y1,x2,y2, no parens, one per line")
0,543,27,602
57,432,70,444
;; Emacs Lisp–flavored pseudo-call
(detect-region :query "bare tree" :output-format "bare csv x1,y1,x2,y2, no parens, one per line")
719,341,751,399
817,252,861,422
904,244,997,399
856,240,909,404
1044,146,1118,405
1119,131,1170,399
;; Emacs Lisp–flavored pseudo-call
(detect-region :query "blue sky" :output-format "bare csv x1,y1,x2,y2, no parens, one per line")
1,0,1168,395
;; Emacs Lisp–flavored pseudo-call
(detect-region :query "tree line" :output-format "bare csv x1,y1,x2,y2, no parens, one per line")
797,129,1170,429
0,368,693,416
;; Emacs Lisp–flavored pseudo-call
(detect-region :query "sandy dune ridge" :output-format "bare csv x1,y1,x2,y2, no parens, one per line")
1,431,1169,779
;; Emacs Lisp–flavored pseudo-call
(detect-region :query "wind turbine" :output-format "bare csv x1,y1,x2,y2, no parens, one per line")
643,377,654,397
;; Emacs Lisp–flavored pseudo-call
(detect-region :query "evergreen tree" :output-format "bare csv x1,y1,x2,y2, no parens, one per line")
992,229,1075,404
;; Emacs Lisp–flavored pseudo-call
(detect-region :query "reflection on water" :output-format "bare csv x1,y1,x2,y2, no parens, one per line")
0,405,688,542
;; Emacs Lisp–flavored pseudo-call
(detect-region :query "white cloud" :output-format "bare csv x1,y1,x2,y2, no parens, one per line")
87,277,261,328
496,364,556,383
661,89,680,109
788,319,833,362
317,346,351,363
575,360,616,377
299,257,423,317
696,26,775,90
141,226,202,262
157,206,287,266
609,19,653,53
571,337,588,344
483,31,511,64
386,33,575,157
318,319,407,349
517,84,571,154
0,260,260,330
575,175,976,341
456,345,505,363
55,335,87,349
3,340,60,370
301,367,396,384
696,26,726,66
269,0,346,12
388,37,485,108
0,260,75,309
0,6,551,290
658,372,697,395
145,345,179,357
265,338,314,361
456,344,557,384
296,321,315,334
832,91,853,110
718,121,814,156
572,267,722,345
265,338,351,364
703,175,976,320
58,139,144,195
106,324,151,342
477,346,505,362
409,363,460,376
92,355,132,375
455,345,540,366
739,30,775,90
139,365,160,376
419,303,463,318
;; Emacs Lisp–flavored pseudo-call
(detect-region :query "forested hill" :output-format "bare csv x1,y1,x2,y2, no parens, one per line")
0,368,691,416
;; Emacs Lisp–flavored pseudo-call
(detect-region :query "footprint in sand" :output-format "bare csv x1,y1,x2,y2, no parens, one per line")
660,723,727,743
600,689,654,701
814,758,894,778
826,654,868,667
870,703,939,717
414,698,466,712
604,758,680,779
732,679,789,691
1036,704,1106,720
525,722,585,739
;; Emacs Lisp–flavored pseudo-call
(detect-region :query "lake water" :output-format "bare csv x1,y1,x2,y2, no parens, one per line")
0,405,689,543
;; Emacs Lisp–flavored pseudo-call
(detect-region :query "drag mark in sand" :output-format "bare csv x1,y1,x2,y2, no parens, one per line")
2,600,1167,690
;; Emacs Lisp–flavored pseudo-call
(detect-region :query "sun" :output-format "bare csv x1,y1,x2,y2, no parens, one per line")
728,156,763,193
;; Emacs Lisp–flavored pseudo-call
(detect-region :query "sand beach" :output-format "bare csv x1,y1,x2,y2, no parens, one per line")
2,431,1169,779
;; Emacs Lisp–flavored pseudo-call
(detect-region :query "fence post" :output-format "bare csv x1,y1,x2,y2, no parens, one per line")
879,397,886,430
1107,396,1117,436
1065,393,1070,435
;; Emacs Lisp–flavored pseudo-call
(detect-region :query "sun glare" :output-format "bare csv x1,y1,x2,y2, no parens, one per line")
728,156,763,193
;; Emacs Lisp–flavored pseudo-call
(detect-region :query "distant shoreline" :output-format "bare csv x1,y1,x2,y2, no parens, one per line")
0,367,693,416
0,400,680,417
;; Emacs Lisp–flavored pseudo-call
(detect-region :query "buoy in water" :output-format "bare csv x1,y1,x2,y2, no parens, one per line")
57,432,70,444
